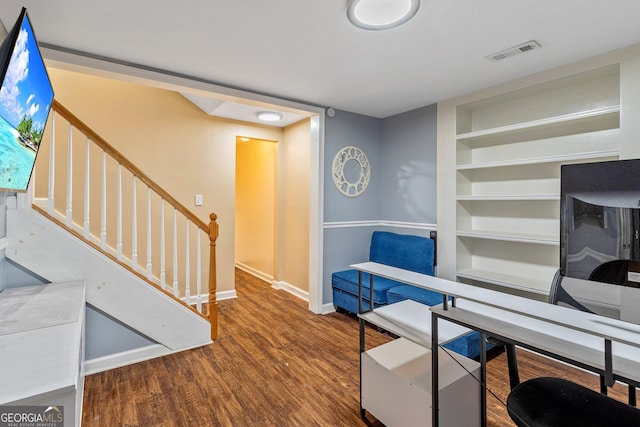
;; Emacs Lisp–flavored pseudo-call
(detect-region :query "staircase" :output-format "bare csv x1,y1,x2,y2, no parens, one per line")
5,100,219,371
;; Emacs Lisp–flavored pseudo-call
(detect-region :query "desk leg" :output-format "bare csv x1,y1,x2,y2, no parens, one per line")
431,312,439,427
480,332,487,427
359,317,365,419
604,339,614,387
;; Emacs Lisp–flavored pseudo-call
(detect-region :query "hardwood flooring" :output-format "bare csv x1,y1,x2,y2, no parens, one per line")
82,269,632,426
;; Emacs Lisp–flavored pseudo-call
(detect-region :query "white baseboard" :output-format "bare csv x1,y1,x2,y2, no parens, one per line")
182,289,238,307
272,280,309,301
217,289,237,301
84,344,171,375
84,340,213,375
321,302,336,314
235,262,274,283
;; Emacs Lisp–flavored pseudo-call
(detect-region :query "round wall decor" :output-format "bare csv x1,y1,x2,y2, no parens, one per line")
332,145,370,197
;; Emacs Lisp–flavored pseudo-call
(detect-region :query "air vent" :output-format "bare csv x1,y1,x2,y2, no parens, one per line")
487,40,541,62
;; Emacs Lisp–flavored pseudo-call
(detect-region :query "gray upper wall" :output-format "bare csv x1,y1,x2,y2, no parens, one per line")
323,105,437,225
323,110,382,222
380,104,437,224
322,105,438,305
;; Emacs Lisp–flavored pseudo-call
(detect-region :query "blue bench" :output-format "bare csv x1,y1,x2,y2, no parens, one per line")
331,230,489,359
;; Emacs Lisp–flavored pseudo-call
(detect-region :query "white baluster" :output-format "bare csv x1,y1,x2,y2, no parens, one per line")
131,176,138,270
83,138,90,239
173,208,178,297
47,112,55,215
65,124,73,227
160,199,166,289
116,164,123,260
185,220,191,305
100,151,107,249
146,187,152,280
196,231,202,313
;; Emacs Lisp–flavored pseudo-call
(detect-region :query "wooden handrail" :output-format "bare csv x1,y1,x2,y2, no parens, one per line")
51,99,208,233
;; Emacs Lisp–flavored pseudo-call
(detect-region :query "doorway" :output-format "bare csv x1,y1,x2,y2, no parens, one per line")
235,136,278,283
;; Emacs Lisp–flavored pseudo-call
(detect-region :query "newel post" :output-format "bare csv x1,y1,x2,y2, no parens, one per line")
208,213,219,340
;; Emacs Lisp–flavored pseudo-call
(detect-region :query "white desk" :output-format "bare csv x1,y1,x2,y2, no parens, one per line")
351,262,640,426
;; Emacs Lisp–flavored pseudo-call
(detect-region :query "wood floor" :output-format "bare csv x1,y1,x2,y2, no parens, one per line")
82,269,631,426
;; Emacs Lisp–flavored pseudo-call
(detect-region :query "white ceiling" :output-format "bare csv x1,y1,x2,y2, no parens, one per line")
2,1,640,121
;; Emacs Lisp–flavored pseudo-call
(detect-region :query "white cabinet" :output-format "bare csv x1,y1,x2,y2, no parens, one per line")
455,64,621,295
358,299,480,426
362,337,480,427
0,281,86,427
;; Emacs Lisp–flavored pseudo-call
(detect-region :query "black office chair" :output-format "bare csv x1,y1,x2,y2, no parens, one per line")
505,269,640,426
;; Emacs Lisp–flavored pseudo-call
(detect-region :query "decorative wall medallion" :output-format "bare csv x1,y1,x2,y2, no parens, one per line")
332,146,370,197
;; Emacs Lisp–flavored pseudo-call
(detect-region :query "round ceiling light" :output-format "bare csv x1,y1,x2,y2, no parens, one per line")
347,0,420,30
257,111,283,122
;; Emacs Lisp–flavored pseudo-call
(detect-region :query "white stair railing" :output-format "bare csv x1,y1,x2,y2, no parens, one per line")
27,100,219,339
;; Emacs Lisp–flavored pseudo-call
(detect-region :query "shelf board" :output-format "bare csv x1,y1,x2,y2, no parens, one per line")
456,194,560,201
456,268,551,295
456,106,620,142
457,230,559,245
456,149,619,170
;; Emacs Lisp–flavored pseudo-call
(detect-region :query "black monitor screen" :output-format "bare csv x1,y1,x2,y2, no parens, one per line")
561,159,640,286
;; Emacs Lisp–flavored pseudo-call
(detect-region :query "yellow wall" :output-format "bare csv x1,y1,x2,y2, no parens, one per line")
279,119,311,291
235,137,277,279
40,68,283,293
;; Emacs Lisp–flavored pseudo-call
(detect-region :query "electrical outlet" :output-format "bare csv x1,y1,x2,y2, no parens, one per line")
194,194,203,206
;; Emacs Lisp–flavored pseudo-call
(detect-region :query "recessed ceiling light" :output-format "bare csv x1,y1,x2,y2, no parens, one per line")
257,111,283,122
347,0,420,30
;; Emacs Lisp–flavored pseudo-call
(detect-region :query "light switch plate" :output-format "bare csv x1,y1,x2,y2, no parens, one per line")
194,194,203,206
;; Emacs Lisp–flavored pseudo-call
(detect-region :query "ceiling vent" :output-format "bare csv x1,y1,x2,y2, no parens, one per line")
487,40,541,62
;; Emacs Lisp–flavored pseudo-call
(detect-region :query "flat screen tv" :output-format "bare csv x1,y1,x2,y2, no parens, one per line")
0,7,53,192
560,159,640,287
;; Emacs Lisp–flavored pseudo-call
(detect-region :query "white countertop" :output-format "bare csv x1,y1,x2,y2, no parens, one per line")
0,281,85,404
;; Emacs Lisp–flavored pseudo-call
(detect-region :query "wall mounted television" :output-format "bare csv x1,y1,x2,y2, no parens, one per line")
560,159,640,287
0,7,54,192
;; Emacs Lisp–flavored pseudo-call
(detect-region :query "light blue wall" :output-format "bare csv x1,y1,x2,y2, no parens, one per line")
380,104,438,224
324,110,382,222
322,105,438,306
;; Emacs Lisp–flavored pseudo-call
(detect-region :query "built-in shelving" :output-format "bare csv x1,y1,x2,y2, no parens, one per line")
455,64,621,295
456,106,620,142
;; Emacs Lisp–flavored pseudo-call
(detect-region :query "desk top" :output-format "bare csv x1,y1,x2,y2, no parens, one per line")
359,300,470,349
351,262,640,349
431,299,640,383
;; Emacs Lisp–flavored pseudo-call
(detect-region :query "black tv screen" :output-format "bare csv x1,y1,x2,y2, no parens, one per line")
560,159,640,286
0,8,53,192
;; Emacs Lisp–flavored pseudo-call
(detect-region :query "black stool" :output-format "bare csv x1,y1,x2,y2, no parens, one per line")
507,377,640,427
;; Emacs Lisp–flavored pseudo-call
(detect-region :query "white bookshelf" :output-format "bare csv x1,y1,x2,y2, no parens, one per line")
455,64,621,295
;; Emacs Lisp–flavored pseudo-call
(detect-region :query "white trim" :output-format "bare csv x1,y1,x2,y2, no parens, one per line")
272,280,309,302
84,341,212,375
84,344,171,375
216,289,237,301
321,302,337,315
235,262,274,284
182,289,238,305
323,220,437,231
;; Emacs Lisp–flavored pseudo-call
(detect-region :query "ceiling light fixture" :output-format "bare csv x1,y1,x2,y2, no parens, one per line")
347,0,420,30
257,111,283,122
